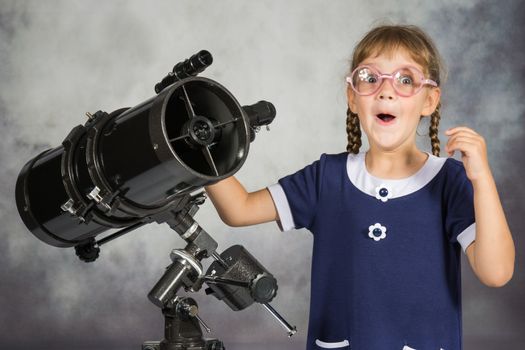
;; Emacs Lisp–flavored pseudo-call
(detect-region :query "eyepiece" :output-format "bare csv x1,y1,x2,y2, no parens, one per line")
172,50,213,79
155,50,213,93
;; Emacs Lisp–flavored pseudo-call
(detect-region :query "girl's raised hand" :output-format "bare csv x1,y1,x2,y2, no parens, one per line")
444,126,492,183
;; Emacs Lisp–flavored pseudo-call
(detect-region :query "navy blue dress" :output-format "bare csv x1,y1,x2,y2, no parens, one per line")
267,152,476,350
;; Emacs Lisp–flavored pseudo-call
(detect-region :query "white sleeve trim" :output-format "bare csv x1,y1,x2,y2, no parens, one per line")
457,222,476,253
267,183,295,232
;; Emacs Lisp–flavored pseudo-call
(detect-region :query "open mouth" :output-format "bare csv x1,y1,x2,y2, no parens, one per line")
376,113,396,124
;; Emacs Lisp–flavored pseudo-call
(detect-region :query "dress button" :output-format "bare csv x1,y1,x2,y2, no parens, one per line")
368,223,387,241
375,183,392,202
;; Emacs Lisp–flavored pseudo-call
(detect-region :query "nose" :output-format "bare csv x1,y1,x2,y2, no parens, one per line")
376,79,396,100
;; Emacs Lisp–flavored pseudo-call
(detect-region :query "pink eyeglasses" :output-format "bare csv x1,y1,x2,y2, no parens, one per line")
346,65,438,97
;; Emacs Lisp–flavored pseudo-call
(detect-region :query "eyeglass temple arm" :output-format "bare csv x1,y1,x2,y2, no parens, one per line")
422,79,438,87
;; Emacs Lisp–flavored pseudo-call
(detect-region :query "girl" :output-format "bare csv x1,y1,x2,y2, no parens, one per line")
205,25,515,350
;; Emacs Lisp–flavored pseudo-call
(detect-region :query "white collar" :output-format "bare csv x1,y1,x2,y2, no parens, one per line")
346,152,447,199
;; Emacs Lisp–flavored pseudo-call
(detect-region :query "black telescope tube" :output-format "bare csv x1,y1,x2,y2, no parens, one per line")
15,77,252,248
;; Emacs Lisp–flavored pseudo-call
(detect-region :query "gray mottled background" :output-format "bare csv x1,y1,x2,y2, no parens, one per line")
0,0,523,349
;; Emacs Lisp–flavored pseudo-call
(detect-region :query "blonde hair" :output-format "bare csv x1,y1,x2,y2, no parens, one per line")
346,24,445,156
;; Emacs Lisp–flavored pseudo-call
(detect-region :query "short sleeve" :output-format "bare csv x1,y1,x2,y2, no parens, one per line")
266,154,325,232
444,160,476,252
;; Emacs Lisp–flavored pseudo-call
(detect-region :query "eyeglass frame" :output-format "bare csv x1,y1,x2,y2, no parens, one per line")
346,65,439,97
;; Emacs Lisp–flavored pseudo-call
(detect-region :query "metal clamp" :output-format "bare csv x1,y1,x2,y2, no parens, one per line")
60,198,86,222
170,249,204,277
60,198,76,215
181,222,199,239
87,186,111,210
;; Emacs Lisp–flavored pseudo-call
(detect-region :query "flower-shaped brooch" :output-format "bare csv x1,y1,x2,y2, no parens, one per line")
375,183,392,202
368,223,387,241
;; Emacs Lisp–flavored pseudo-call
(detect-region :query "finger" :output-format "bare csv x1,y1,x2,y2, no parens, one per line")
445,125,477,134
445,129,479,139
447,135,481,147
447,132,486,148
445,126,479,136
446,135,480,150
446,136,481,155
447,132,481,142
446,131,485,147
446,142,471,158
446,139,480,156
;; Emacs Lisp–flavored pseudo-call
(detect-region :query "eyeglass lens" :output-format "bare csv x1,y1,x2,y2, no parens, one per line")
351,67,425,96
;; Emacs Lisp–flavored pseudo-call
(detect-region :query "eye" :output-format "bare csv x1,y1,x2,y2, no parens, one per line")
399,75,413,85
358,69,379,84
396,67,423,87
366,75,378,84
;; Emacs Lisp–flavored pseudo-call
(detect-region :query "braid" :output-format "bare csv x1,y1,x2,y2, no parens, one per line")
346,107,362,154
429,103,441,156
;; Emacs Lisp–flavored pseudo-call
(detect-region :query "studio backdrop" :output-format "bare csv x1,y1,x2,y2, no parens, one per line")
0,1,523,349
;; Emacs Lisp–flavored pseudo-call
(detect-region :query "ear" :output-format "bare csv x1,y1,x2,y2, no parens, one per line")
421,87,441,116
347,86,358,114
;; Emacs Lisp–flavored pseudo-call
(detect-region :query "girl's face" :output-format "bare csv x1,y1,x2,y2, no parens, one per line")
347,49,441,153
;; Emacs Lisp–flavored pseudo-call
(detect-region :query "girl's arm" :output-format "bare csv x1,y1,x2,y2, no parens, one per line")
446,126,515,287
204,176,279,227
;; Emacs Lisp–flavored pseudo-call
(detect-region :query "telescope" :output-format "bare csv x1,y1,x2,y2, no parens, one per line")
15,50,296,350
